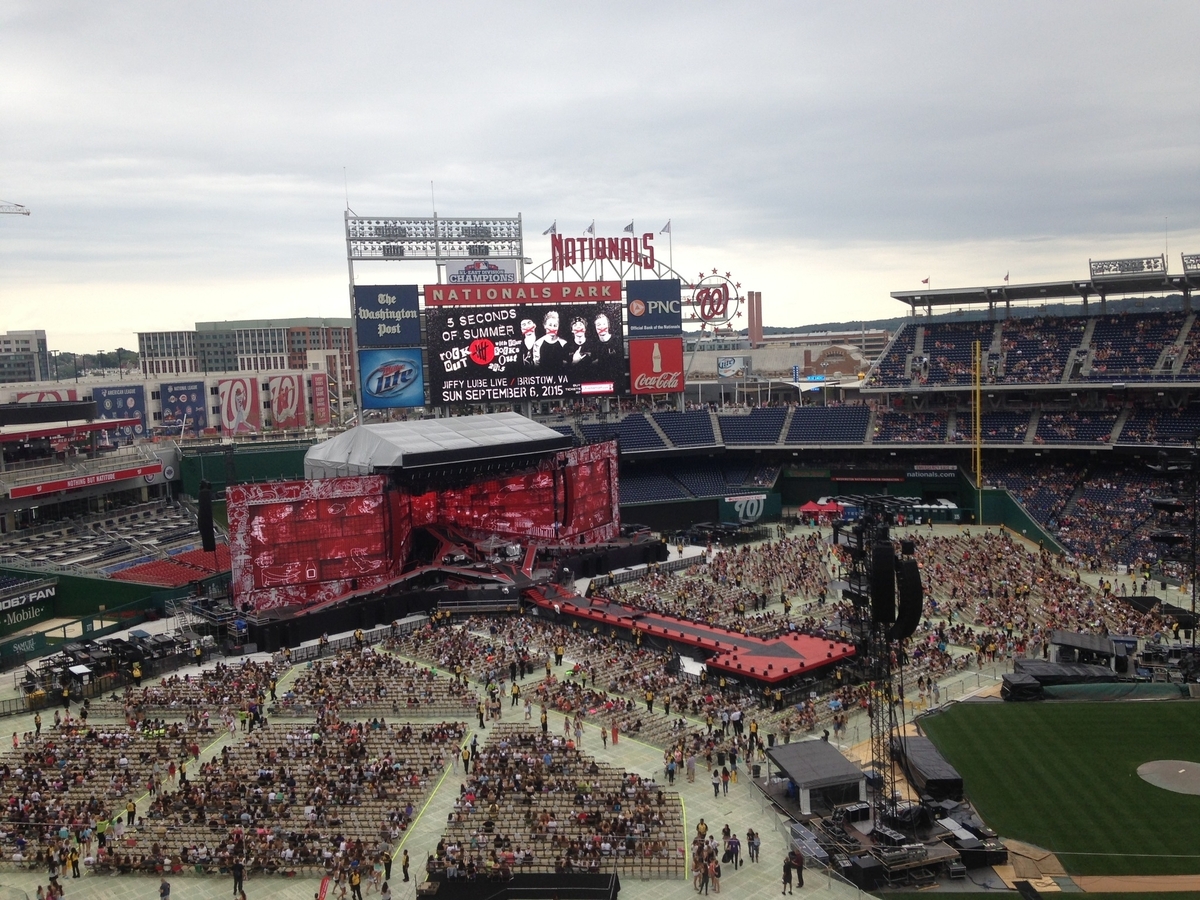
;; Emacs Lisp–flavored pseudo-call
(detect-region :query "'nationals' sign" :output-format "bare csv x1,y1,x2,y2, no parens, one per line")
10,462,163,499
425,281,620,308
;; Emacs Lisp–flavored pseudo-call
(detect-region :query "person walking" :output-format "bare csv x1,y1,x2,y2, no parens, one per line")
232,857,245,896
782,858,793,895
159,878,171,900
711,769,721,797
709,857,721,894
720,766,731,795
747,828,761,863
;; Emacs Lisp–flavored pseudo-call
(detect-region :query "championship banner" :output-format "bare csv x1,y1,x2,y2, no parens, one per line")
160,381,208,436
444,258,519,284
268,374,307,429
426,301,624,404
218,377,262,435
424,281,620,308
311,372,332,426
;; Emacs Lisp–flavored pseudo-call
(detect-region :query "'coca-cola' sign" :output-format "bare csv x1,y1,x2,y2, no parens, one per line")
628,338,684,395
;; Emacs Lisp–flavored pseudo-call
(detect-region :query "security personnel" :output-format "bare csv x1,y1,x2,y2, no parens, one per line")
132,661,142,687
511,682,520,707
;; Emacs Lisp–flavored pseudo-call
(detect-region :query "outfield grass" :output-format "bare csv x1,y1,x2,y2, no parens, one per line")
920,701,1200,876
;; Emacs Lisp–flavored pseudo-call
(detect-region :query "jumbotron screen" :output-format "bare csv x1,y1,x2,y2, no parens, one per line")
426,301,625,404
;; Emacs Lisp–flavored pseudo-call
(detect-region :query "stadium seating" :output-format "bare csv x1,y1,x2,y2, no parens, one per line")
671,463,728,499
581,414,666,451
784,406,871,443
651,410,716,446
1035,411,1118,444
717,407,787,444
917,321,994,386
109,557,210,587
618,472,688,504
873,410,947,443
866,322,917,387
998,316,1086,384
1118,407,1200,445
174,544,233,572
1085,311,1184,381
955,410,1031,444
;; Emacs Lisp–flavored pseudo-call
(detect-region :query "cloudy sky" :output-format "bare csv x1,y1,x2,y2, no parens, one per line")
2,1,1198,352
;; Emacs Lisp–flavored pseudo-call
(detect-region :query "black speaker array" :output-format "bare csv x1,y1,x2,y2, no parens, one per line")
889,557,924,641
870,540,896,623
197,480,216,553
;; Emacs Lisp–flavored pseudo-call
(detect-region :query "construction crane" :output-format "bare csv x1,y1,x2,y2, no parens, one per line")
0,200,30,215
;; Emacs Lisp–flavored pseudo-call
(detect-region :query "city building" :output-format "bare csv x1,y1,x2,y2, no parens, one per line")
139,318,353,393
0,330,50,384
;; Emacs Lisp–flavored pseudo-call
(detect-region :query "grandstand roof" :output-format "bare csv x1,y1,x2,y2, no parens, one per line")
0,417,142,445
892,273,1200,312
304,412,573,477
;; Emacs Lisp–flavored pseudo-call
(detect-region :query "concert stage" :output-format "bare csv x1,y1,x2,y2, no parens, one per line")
527,585,856,683
422,871,619,900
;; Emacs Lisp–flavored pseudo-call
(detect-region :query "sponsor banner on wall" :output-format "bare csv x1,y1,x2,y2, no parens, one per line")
160,381,208,436
218,377,262,435
628,338,684,394
425,280,620,308
717,356,751,378
426,301,624,404
93,385,146,442
358,348,425,409
444,258,519,284
626,280,682,338
16,390,78,403
354,284,421,347
268,374,307,429
311,372,331,426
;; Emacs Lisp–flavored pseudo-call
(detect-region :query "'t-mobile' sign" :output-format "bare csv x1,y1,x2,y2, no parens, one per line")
9,462,164,499
425,281,620,307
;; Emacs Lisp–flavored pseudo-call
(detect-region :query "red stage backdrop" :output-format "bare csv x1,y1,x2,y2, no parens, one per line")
227,443,618,611
228,475,398,611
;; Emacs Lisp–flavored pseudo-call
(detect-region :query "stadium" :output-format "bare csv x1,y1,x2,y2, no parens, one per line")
0,223,1199,900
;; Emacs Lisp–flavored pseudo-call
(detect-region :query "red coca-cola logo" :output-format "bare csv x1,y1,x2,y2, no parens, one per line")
633,372,683,390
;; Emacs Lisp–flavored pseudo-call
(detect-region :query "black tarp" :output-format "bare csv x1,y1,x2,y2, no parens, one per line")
1013,658,1118,685
892,735,963,801
766,740,863,790
1001,672,1044,702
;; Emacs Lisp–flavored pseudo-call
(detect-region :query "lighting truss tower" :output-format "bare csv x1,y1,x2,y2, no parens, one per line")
835,502,925,829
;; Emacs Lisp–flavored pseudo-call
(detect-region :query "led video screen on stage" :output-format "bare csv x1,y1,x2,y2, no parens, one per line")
405,442,618,544
426,301,624,403
227,444,618,611
228,476,399,611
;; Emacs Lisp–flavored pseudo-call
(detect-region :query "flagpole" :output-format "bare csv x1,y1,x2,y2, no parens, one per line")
669,222,673,272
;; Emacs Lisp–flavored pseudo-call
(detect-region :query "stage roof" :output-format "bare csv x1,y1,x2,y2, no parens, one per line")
304,412,573,477
766,740,863,790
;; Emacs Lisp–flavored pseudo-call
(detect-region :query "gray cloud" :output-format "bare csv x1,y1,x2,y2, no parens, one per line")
2,1,1199,348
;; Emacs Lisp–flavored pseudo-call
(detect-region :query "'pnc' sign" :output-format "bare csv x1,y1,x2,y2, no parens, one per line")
626,280,682,338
